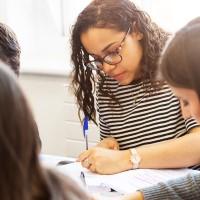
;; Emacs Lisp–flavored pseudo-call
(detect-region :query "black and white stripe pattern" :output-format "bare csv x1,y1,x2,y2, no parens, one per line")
96,77,198,150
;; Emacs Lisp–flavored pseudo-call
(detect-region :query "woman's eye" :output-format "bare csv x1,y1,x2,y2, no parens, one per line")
109,51,118,56
106,45,121,55
116,46,122,53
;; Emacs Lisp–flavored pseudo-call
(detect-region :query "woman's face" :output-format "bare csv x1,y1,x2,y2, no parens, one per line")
81,27,143,85
171,86,200,123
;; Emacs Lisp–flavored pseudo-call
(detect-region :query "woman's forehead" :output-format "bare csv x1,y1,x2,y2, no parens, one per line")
80,27,123,55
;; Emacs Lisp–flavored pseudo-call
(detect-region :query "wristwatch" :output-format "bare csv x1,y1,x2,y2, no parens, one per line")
130,148,141,169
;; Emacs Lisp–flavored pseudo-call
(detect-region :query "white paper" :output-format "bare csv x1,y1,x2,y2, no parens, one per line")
57,162,200,194
57,162,105,187
39,154,76,168
102,168,200,194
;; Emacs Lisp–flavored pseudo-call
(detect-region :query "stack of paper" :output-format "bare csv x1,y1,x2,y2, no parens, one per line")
57,162,200,194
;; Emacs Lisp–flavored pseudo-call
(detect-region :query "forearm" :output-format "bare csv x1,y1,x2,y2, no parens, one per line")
137,129,200,168
79,128,200,174
95,128,200,172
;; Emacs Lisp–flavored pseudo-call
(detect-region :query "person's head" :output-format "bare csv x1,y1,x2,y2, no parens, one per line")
0,61,40,199
160,17,200,122
0,62,91,200
0,22,21,76
71,0,169,123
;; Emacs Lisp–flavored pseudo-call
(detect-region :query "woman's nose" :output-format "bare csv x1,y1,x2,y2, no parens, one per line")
102,62,116,74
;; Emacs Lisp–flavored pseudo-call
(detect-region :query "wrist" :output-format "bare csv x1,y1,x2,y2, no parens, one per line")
129,148,141,169
121,150,134,171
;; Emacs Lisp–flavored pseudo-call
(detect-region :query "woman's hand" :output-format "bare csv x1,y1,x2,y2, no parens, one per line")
122,192,144,200
96,137,119,150
77,147,132,174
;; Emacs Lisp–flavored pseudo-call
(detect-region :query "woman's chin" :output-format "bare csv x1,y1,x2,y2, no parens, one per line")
118,78,133,85
117,75,135,85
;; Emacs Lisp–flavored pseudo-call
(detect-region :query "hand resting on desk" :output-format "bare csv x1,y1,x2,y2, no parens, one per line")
77,147,132,174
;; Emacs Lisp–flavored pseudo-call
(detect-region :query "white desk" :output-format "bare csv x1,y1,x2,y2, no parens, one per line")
40,154,75,167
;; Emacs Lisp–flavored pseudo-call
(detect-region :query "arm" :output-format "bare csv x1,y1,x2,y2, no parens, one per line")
123,173,200,200
78,127,200,174
137,127,200,169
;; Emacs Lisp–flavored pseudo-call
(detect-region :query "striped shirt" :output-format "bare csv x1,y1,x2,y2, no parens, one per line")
96,77,198,151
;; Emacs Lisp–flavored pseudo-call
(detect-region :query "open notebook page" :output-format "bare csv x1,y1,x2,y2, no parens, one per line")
57,162,200,194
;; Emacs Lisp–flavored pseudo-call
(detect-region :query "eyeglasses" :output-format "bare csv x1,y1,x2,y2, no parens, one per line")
85,27,131,71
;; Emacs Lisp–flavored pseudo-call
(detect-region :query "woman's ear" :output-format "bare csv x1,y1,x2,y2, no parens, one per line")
131,22,143,40
132,31,143,40
135,32,143,40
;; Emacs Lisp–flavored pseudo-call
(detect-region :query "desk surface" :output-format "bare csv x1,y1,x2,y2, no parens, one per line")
40,154,75,167
40,154,123,199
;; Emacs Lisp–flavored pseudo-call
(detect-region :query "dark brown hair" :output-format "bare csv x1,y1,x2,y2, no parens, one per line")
0,62,91,200
0,22,21,76
71,0,169,123
160,17,200,96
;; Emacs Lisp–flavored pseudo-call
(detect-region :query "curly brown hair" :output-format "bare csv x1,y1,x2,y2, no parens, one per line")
71,0,169,124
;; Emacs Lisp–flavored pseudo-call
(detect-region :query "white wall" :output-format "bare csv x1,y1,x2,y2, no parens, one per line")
19,73,99,157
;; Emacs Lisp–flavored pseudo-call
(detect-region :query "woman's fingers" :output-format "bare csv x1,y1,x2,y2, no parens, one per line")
82,158,91,168
77,149,91,162
88,163,96,172
77,149,95,169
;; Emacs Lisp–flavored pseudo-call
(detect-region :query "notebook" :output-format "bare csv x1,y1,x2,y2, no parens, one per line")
57,162,200,194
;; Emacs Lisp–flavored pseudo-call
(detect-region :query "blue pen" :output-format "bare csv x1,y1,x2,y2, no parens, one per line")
83,116,89,150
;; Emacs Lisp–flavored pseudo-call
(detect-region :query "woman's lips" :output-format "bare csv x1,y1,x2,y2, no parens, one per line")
112,72,126,81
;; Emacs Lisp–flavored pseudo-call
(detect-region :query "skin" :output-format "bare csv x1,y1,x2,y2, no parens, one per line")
81,27,143,85
78,27,200,178
123,191,144,200
171,87,200,122
123,87,200,200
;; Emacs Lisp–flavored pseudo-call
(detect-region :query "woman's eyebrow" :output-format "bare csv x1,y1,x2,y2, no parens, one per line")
88,41,118,57
101,41,117,53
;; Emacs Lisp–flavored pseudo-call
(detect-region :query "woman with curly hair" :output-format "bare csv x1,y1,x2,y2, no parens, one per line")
71,0,200,175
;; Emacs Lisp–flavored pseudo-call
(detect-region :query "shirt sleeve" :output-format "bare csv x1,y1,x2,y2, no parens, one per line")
184,118,200,131
141,173,200,200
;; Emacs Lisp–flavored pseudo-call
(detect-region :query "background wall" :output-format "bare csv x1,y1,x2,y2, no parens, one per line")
20,73,99,157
